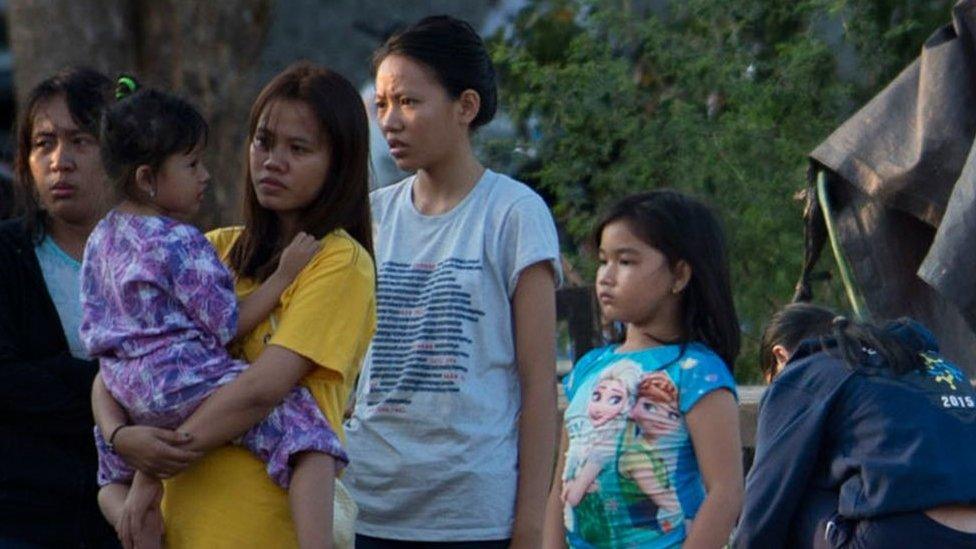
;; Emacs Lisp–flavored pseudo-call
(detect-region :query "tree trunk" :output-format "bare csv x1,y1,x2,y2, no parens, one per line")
8,1,137,100
8,0,273,228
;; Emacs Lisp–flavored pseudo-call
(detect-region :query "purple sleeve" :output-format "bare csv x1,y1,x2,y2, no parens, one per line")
166,226,238,345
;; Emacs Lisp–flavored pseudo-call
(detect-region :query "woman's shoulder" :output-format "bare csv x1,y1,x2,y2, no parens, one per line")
484,170,549,210
369,176,414,222
370,175,412,202
205,225,244,256
0,217,31,250
313,229,375,280
0,218,35,276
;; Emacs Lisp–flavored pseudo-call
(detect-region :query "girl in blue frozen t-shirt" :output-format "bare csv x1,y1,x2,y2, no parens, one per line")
543,189,744,549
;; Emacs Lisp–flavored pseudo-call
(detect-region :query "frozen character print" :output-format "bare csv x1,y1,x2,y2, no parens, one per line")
618,371,682,534
562,359,643,507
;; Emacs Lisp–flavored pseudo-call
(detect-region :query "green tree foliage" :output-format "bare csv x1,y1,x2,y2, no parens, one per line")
486,0,954,381
832,0,956,93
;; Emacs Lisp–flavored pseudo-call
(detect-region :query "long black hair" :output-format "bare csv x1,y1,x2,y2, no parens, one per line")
14,67,113,241
594,189,741,370
373,15,497,130
760,302,927,378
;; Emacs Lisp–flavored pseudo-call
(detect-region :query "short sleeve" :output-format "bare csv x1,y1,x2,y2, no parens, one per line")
270,235,376,381
675,349,737,413
498,194,563,298
167,226,238,345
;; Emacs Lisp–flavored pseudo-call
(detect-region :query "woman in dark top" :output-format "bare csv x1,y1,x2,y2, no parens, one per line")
0,67,117,548
735,303,976,548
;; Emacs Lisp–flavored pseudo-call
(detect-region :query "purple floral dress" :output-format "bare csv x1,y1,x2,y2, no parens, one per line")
79,210,346,488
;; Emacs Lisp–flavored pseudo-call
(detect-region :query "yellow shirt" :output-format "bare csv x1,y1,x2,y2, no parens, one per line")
161,227,376,549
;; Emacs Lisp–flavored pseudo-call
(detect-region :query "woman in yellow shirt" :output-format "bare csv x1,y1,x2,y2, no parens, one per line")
92,62,376,548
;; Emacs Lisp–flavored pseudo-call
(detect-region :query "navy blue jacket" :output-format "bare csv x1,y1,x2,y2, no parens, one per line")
734,322,976,548
0,218,117,547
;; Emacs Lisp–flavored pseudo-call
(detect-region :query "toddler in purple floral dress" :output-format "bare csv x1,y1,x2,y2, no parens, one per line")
79,78,343,548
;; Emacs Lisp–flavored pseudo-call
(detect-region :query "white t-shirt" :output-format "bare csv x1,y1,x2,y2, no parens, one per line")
344,169,562,541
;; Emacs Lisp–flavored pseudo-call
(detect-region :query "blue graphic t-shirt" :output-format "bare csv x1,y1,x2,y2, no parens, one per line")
344,170,562,540
562,343,737,548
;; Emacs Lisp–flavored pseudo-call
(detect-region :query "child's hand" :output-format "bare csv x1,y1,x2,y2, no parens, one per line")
276,232,320,281
117,473,163,549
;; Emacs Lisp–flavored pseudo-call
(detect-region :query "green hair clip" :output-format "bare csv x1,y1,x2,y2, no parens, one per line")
115,75,138,100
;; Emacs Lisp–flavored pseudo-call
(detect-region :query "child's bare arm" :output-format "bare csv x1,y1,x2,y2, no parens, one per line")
290,452,335,549
235,232,319,339
683,389,743,549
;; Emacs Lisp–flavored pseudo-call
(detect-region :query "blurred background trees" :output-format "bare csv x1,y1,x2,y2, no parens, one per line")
8,1,273,229
1,0,959,379
4,0,495,228
486,0,954,380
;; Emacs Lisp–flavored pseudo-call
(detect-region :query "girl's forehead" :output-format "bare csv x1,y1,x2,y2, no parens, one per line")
601,220,646,241
600,233,660,257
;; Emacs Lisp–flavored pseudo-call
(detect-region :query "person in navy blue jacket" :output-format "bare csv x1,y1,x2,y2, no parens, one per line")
734,303,976,548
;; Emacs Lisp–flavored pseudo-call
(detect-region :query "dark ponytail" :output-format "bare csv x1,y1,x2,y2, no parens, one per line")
831,316,924,375
373,15,497,130
759,302,834,379
761,302,927,377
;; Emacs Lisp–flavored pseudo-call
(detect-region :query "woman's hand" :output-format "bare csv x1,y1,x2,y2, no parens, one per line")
276,231,320,281
113,425,202,478
117,472,164,549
